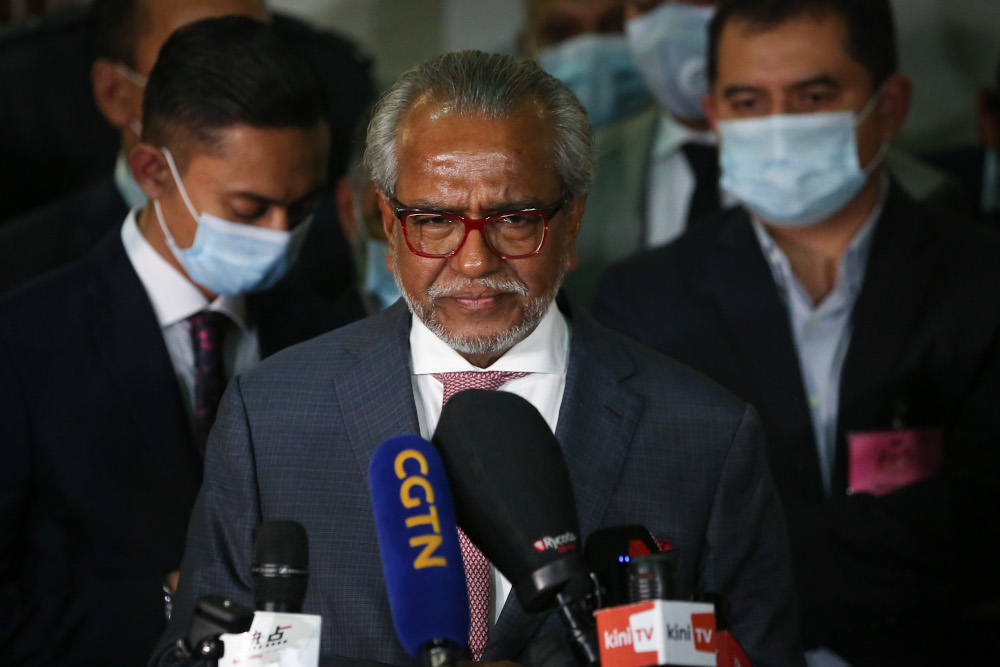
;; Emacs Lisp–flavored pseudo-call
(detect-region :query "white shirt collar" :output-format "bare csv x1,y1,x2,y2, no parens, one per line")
409,300,569,375
651,111,717,161
120,209,249,331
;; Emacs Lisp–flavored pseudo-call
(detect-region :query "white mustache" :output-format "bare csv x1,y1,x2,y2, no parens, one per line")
427,275,529,299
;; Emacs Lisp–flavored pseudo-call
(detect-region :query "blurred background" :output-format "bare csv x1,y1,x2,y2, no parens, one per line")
1,0,997,149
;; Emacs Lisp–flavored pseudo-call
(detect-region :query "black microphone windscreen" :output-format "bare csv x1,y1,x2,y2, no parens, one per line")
432,389,583,611
252,520,309,613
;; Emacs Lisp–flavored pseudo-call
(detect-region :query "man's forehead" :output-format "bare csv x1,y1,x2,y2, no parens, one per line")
715,11,853,81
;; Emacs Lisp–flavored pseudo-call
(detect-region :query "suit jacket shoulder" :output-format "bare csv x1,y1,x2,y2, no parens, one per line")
0,177,126,294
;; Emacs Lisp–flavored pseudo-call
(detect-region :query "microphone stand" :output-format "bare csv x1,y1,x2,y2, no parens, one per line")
175,595,255,667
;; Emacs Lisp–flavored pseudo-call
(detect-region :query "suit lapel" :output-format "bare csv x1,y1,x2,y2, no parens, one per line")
86,233,201,487
834,185,941,488
699,213,825,501
486,306,642,661
335,303,421,477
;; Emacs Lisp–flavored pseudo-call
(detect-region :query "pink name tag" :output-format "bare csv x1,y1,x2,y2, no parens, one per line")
847,428,943,496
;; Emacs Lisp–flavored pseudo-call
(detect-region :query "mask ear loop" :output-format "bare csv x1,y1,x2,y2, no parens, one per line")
854,85,890,174
161,147,202,224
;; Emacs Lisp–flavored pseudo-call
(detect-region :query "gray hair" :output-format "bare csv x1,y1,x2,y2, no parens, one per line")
364,50,595,201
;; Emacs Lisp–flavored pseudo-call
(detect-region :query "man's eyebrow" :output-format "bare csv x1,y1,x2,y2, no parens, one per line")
225,183,325,208
721,75,841,99
788,75,841,91
721,84,764,99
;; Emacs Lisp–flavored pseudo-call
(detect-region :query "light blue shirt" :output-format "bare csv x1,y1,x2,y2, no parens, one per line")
751,178,886,497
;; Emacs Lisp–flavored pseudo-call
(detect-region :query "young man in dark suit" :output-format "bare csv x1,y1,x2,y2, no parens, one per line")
594,1,1000,663
0,0,374,296
151,50,806,667
0,16,342,665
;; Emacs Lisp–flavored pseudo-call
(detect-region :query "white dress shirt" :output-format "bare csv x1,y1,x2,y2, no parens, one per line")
409,300,571,625
121,210,260,434
646,112,732,247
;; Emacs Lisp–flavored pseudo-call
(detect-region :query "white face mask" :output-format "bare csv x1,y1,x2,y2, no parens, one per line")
717,92,888,227
114,63,146,137
625,2,716,121
537,33,652,129
156,147,309,295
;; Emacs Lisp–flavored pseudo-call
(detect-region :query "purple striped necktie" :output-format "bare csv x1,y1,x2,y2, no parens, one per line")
187,310,228,455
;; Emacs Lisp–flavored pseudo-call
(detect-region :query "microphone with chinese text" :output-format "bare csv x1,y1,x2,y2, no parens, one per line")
231,520,323,665
369,434,470,666
252,520,309,612
432,389,600,666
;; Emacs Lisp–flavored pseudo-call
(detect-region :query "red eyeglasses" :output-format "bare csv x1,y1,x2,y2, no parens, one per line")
392,199,565,259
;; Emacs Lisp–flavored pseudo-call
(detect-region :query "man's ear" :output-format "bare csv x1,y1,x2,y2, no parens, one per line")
91,59,138,130
335,177,358,244
563,196,586,271
977,88,998,149
875,73,912,143
129,144,171,200
376,191,398,271
703,92,719,132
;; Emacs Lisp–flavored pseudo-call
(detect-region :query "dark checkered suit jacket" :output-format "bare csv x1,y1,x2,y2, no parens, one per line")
151,300,805,667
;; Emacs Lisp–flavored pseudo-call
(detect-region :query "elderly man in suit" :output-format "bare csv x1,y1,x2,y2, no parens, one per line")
0,16,344,666
150,50,805,667
594,0,1000,664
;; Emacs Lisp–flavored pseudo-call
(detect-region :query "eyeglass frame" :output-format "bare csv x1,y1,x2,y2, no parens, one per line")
390,198,566,259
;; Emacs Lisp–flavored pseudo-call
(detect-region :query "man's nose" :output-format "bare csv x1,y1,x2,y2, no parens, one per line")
449,229,502,277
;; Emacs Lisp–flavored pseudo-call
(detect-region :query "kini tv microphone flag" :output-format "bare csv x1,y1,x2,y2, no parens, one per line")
369,434,470,662
433,389,599,665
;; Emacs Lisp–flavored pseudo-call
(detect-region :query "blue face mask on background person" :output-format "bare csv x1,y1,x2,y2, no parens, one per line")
537,33,652,129
717,92,888,227
363,238,400,310
625,1,715,121
156,147,309,295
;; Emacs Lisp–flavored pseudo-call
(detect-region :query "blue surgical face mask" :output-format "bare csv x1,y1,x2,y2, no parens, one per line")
625,2,715,121
537,33,652,129
156,147,309,295
363,238,400,310
717,93,888,227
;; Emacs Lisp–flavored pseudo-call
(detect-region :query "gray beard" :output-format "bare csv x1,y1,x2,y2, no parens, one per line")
392,249,565,358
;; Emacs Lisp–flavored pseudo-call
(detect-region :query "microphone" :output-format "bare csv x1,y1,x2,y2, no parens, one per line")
696,593,752,667
585,525,661,608
220,520,322,666
252,520,310,612
369,434,470,666
174,595,254,664
432,389,600,666
595,553,744,667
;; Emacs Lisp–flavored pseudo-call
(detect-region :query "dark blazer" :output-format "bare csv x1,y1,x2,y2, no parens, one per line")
0,230,361,666
149,299,805,667
593,184,1000,664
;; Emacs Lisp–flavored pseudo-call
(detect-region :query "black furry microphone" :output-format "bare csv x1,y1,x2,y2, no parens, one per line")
252,520,309,613
432,389,599,665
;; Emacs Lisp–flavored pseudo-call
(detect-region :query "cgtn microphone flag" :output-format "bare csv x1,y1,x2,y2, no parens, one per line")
596,600,717,667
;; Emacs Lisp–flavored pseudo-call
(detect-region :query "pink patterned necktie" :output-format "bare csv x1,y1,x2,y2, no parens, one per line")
188,310,228,455
433,371,530,660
